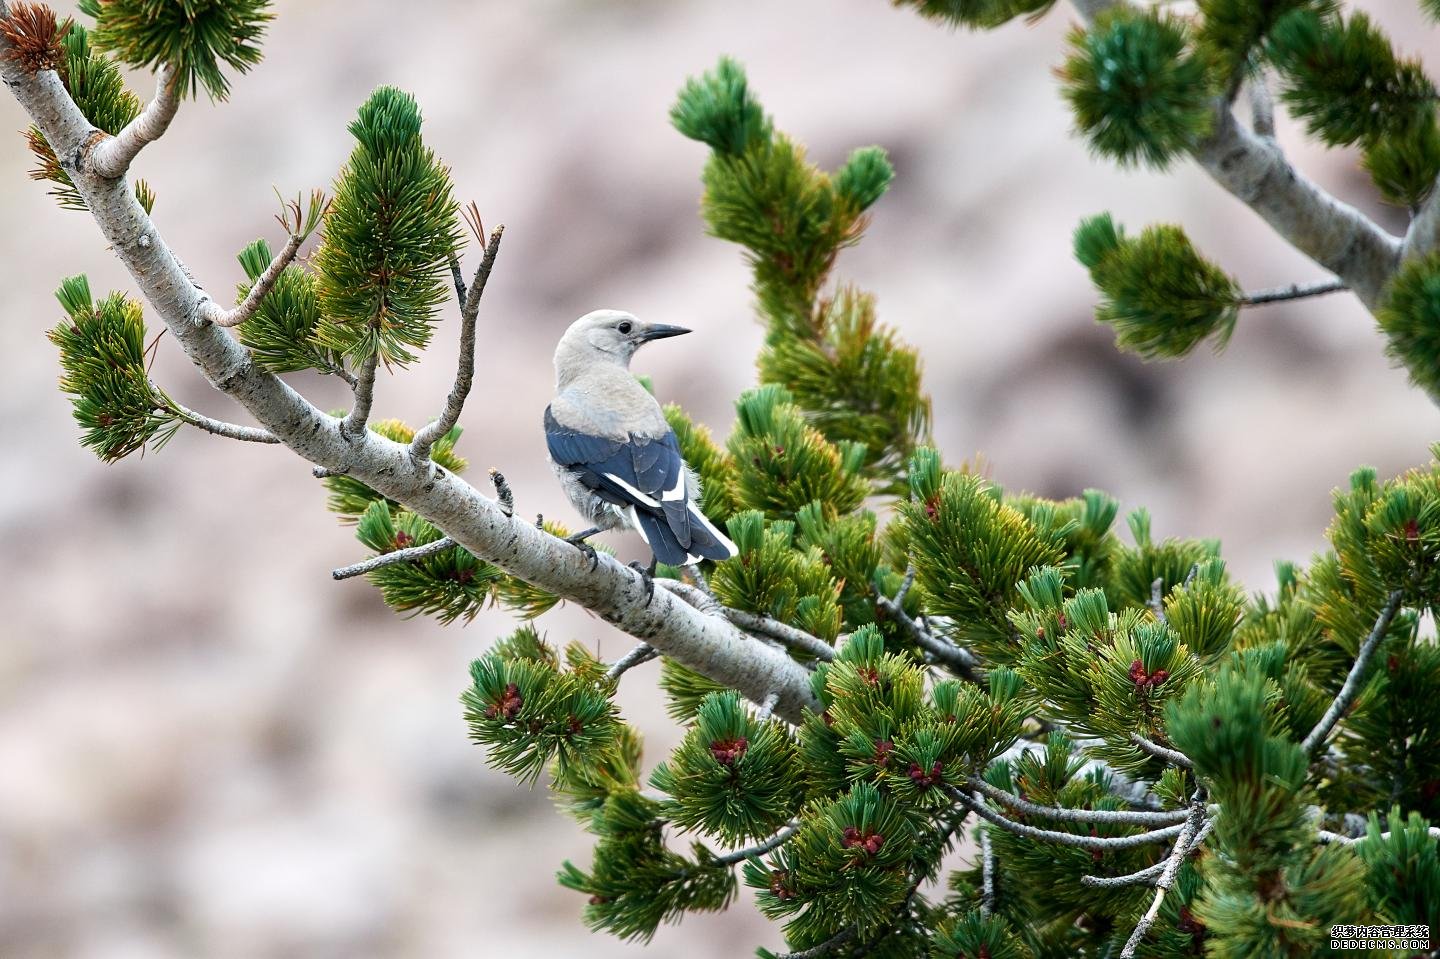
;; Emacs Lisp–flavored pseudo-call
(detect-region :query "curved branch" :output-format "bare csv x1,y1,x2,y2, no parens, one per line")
199,231,304,328
332,536,458,581
411,224,504,461
171,400,280,444
0,32,820,724
1302,588,1405,755
89,63,180,178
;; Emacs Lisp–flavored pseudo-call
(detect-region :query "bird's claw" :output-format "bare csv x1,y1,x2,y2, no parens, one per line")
629,561,656,606
564,531,600,571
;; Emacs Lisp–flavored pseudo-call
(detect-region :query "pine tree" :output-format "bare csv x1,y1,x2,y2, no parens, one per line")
3,2,1439,957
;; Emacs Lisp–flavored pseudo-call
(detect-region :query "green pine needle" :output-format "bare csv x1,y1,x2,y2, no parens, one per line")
670,56,771,156
25,23,144,212
891,0,1057,30
47,275,181,462
1267,9,1436,149
77,0,272,101
314,86,463,368
1377,252,1440,402
1074,213,1242,360
1060,8,1214,170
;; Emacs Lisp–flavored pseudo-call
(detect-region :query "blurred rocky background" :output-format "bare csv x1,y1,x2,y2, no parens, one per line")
1,1,1436,956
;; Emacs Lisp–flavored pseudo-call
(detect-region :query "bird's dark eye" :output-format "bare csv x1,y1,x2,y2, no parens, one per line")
617,321,633,334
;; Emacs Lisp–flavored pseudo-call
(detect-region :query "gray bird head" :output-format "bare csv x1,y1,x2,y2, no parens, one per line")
553,309,691,377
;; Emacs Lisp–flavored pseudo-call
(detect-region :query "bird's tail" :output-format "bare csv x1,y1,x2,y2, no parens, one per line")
683,502,737,563
631,504,737,566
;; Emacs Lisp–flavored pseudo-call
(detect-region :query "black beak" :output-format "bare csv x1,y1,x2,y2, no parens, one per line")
637,324,692,343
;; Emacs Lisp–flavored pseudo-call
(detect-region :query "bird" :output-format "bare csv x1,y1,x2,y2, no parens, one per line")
545,309,736,596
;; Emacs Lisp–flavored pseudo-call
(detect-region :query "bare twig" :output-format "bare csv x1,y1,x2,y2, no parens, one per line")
411,224,504,461
948,787,1187,852
1402,177,1440,264
1148,576,1167,624
1081,818,1216,889
199,191,326,329
170,400,279,444
1240,278,1349,306
447,255,467,313
876,588,981,681
332,536,457,581
605,642,658,682
1302,588,1406,755
714,820,801,866
756,691,780,723
489,468,514,516
967,775,1190,826
722,607,837,662
89,63,179,178
1130,733,1194,769
1119,802,1206,957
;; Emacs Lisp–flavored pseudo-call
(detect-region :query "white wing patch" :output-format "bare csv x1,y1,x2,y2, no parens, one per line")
628,506,649,543
604,473,661,508
661,470,686,502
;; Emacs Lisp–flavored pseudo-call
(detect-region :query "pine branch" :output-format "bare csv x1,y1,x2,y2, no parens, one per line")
0,31,820,722
755,691,780,723
88,62,178,178
332,535,457,580
1301,587,1406,755
1240,278,1348,306
411,224,504,462
1130,733,1194,768
605,642,658,681
170,400,278,443
1069,1,1403,310
1118,801,1206,958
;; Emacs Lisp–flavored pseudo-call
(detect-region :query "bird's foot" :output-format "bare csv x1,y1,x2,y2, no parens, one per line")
629,560,657,606
565,527,602,571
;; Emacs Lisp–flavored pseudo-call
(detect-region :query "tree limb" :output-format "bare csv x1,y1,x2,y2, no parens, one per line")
0,33,821,724
88,63,179,178
875,586,981,681
411,224,505,461
1119,801,1206,958
713,819,800,866
341,351,379,439
1401,180,1440,265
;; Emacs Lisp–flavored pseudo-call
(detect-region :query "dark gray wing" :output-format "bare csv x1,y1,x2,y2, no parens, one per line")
544,406,733,565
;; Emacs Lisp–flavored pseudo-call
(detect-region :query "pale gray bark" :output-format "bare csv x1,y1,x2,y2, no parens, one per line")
1119,802,1206,958
170,401,280,444
0,28,820,723
200,231,304,328
89,64,179,178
